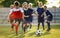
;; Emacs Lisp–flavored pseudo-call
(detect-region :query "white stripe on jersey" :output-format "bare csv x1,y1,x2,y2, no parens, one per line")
9,7,24,15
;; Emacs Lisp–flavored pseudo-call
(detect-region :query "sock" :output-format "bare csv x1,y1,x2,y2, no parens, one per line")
14,23,18,34
38,23,40,30
42,22,44,30
11,24,14,31
16,25,18,34
23,24,27,33
47,22,50,30
30,24,32,29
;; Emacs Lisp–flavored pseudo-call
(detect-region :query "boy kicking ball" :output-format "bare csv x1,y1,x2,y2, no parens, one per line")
35,2,45,36
44,6,53,31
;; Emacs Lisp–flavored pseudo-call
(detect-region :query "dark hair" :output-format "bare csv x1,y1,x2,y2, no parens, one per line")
44,6,47,8
14,1,20,6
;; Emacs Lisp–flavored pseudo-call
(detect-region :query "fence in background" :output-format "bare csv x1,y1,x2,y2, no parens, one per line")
0,8,60,25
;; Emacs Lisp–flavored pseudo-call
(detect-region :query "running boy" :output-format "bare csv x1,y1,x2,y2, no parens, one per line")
8,1,24,35
44,6,53,31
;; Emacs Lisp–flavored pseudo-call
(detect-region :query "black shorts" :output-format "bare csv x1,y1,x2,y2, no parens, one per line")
10,18,22,24
38,16,44,23
47,17,53,21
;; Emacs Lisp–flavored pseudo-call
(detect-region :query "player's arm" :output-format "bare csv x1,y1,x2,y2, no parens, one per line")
24,15,29,17
8,9,12,22
33,11,39,16
41,12,44,17
31,10,36,16
41,8,45,17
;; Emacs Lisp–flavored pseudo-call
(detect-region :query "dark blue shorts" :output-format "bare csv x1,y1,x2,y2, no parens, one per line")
38,17,44,23
24,17,33,23
47,17,53,21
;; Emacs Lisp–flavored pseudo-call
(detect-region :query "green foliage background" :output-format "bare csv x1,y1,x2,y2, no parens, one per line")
0,0,47,7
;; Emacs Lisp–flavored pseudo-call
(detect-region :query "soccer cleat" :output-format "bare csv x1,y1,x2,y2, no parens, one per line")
46,29,51,31
16,32,18,35
43,28,45,30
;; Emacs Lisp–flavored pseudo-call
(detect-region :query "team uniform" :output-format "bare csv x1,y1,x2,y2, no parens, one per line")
45,10,53,31
9,8,23,24
45,10,53,21
37,7,45,30
23,8,33,23
9,7,23,35
22,8,33,33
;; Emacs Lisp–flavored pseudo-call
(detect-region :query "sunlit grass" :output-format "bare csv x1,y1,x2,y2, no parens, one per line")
0,25,60,38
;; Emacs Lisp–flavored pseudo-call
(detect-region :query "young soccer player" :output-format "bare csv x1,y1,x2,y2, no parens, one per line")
36,2,45,30
44,6,53,31
28,3,34,30
22,2,34,33
8,1,24,35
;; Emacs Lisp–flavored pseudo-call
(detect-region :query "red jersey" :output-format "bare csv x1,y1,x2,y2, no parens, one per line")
9,8,23,20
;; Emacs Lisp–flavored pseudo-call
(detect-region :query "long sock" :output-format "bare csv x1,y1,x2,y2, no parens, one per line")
22,23,23,29
47,22,50,29
30,24,32,29
42,22,44,30
11,24,14,31
38,23,40,30
23,24,27,33
16,25,18,34
14,23,18,34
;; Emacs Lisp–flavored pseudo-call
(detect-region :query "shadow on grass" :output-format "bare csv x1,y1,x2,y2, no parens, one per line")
51,25,60,29
42,31,51,36
35,31,51,37
28,31,36,37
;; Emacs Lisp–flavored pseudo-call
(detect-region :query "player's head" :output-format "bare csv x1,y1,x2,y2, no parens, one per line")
22,2,28,9
38,2,43,7
28,3,33,8
10,5,14,9
14,1,20,8
44,6,47,10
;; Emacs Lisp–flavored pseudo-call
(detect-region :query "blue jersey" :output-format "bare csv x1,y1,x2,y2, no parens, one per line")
37,7,44,23
45,10,53,21
37,7,44,16
45,10,53,17
23,8,33,22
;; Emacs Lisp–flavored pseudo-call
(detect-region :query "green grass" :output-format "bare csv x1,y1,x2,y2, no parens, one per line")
0,25,60,38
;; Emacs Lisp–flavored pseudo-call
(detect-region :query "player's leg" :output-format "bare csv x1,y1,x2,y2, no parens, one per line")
37,17,40,30
23,23,27,34
29,18,33,29
46,21,51,31
10,20,14,31
22,19,27,34
11,23,14,31
42,22,45,30
38,22,40,30
29,22,32,29
14,19,20,35
46,18,52,31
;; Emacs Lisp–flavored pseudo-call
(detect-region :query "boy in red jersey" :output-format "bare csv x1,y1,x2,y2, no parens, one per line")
8,1,24,35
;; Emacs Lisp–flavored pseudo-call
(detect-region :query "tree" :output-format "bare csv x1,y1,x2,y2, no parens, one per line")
1,0,15,7
1,0,47,7
39,0,47,5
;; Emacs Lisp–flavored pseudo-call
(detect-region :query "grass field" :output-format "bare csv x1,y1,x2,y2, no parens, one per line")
0,25,60,38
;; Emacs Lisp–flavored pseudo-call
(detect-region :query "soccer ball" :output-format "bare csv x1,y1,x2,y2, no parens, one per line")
36,30,42,36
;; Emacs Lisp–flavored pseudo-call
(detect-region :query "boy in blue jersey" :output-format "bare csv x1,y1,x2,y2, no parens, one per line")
44,6,53,31
28,3,34,30
36,2,45,30
22,2,34,33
